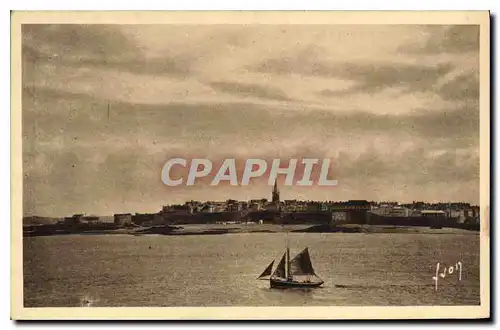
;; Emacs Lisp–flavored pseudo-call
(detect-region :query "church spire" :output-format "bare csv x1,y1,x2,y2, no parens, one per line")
272,179,280,203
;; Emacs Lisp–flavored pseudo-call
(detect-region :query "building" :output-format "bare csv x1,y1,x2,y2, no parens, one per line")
265,180,282,212
249,200,263,211
371,205,410,217
63,213,84,226
114,213,132,226
471,206,480,218
271,179,280,204
346,200,370,224
226,203,240,212
132,213,163,226
82,215,100,223
331,211,348,224
184,200,203,214
63,213,100,227
200,203,216,213
161,205,190,224
344,200,371,210
421,210,446,228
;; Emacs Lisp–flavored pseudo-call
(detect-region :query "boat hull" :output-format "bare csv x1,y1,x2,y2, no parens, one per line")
270,278,324,289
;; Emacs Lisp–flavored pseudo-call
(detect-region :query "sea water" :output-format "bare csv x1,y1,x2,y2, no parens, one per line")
23,232,480,307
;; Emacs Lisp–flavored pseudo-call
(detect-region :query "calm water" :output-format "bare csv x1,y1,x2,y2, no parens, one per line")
23,232,480,307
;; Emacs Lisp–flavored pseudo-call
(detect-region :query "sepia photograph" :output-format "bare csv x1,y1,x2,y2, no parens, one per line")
11,10,490,320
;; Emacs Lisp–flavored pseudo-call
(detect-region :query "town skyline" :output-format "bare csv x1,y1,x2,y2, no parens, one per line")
25,185,480,219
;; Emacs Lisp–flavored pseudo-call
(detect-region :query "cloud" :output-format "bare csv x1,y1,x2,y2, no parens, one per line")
250,55,334,78
207,81,292,101
250,50,454,97
407,105,479,139
335,147,479,184
437,72,480,101
78,56,192,76
22,24,139,66
318,62,453,95
249,25,478,102
22,24,193,77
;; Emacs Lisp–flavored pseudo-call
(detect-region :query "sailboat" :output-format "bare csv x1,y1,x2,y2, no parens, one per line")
257,247,324,288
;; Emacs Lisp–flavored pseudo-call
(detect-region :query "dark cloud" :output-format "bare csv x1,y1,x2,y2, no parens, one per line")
435,25,480,53
438,72,479,101
22,24,138,59
250,25,479,98
22,24,192,77
334,147,479,187
81,56,192,76
319,62,453,95
21,44,43,62
274,104,479,142
251,51,454,96
409,105,479,139
208,81,292,101
399,25,480,54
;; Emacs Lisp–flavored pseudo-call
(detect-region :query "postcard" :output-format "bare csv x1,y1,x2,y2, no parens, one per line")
11,10,490,320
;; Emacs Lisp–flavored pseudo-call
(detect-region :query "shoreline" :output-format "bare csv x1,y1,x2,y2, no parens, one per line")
23,223,479,237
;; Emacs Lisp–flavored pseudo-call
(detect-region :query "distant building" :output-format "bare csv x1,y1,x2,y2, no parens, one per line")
371,205,410,217
265,180,282,212
272,179,280,204
421,210,446,220
184,200,202,214
249,201,262,211
64,213,84,226
443,206,479,223
114,213,132,226
82,215,100,223
345,200,371,210
472,206,480,218
200,203,216,213
331,211,348,224
141,214,164,226
214,204,226,212
63,213,100,226
319,203,329,212
445,209,462,219
420,210,446,228
132,213,163,226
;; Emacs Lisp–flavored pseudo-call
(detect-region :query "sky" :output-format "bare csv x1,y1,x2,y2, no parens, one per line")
21,24,480,217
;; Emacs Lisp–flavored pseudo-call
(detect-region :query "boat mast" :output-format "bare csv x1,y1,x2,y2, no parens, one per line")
285,227,290,280
286,246,290,280
106,103,110,128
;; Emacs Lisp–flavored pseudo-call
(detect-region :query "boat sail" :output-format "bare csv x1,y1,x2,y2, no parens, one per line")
258,247,324,288
289,248,317,276
257,260,275,280
273,253,287,278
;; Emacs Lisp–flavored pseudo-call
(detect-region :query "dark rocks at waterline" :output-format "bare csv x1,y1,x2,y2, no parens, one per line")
292,224,363,233
135,225,181,235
